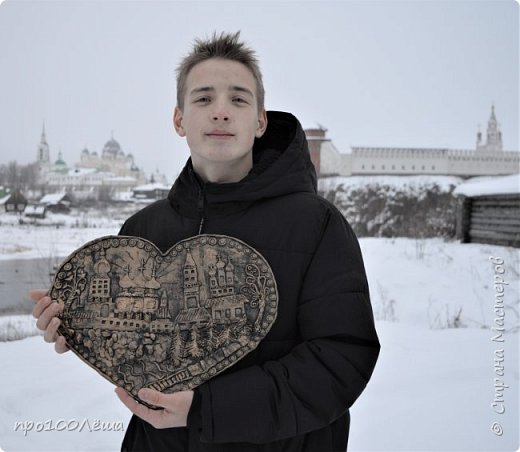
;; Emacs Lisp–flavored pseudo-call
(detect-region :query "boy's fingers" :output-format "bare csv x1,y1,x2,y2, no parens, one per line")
29,288,68,352
138,388,166,408
29,289,48,301
115,388,169,428
35,302,61,331
32,296,52,319
44,317,60,343
116,388,156,419
55,336,70,354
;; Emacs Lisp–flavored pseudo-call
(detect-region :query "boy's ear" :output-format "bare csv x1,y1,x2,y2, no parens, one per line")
173,107,186,137
255,109,268,138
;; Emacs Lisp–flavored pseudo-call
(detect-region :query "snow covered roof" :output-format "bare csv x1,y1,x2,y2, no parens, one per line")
107,176,137,182
453,175,519,197
39,193,68,204
0,191,26,205
133,183,170,192
24,205,46,215
0,194,10,205
112,191,134,201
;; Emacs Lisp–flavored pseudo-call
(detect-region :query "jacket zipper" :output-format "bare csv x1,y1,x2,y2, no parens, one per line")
189,164,206,235
197,186,205,235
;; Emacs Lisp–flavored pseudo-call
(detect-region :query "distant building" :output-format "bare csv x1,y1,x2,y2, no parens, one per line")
78,134,144,180
44,167,140,201
308,106,519,177
132,183,171,201
24,205,46,219
36,123,51,172
454,175,519,248
0,189,27,213
35,126,148,200
39,192,73,213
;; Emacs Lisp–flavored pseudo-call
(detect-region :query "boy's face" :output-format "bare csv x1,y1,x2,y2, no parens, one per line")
174,58,267,180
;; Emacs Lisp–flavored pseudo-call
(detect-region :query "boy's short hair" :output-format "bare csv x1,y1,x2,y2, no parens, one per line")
176,31,265,112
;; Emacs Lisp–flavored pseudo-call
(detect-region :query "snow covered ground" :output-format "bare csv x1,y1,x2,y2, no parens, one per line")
0,225,119,262
0,217,518,451
349,322,518,451
0,210,125,261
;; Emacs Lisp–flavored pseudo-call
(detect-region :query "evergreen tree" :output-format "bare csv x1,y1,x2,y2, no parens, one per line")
218,325,231,346
186,324,203,359
207,321,219,351
169,325,183,366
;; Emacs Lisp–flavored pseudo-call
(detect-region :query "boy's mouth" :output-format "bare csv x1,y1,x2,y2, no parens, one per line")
206,130,235,138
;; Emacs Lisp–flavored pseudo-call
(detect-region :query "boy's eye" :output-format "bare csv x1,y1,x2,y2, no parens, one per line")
232,97,248,104
195,97,211,103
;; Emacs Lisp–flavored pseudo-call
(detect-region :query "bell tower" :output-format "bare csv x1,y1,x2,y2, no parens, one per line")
36,122,51,167
477,104,503,152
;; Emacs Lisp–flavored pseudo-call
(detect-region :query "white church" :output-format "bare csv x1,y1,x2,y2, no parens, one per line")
306,106,519,177
35,126,147,199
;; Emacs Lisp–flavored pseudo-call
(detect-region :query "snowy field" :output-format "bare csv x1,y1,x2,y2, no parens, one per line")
0,211,126,261
0,217,519,451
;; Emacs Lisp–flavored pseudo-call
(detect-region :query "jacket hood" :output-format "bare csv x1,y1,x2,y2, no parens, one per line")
168,111,317,218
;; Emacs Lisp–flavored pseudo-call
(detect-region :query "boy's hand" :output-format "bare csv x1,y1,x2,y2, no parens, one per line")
115,387,194,429
29,289,69,354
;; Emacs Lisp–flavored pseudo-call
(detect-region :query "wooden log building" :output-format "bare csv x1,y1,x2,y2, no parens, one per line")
454,175,519,248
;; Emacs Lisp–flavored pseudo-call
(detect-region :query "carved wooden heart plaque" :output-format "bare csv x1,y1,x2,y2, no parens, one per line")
51,234,278,405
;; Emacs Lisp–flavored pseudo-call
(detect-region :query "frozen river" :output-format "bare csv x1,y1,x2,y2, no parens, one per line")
0,220,121,316
0,256,65,315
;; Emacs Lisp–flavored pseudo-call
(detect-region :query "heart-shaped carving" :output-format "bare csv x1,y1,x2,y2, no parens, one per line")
51,234,278,406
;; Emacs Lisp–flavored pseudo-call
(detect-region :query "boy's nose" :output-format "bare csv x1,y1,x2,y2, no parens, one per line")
212,113,229,122
211,100,230,122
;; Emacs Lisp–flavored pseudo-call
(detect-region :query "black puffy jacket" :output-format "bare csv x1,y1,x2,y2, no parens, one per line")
120,111,380,452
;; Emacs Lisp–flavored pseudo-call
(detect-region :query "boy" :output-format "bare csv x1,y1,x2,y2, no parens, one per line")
31,31,380,451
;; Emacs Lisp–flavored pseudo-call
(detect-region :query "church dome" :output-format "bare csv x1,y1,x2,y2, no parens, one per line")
102,137,122,156
55,151,66,166
81,148,89,155
54,151,68,173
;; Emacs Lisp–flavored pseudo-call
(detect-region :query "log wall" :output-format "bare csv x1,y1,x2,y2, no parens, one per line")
457,194,520,248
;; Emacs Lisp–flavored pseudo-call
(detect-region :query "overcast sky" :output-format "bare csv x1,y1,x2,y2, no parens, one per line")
0,0,518,182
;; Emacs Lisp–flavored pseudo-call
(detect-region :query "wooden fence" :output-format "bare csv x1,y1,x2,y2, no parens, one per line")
456,194,520,248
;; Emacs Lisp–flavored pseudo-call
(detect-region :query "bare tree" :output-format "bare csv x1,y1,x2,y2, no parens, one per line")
6,161,19,189
19,162,39,191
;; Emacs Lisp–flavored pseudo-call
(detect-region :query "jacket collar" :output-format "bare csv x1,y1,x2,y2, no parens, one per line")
168,111,317,218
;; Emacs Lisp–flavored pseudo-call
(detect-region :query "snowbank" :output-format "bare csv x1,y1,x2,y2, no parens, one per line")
319,175,463,194
453,174,520,197
0,315,41,341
